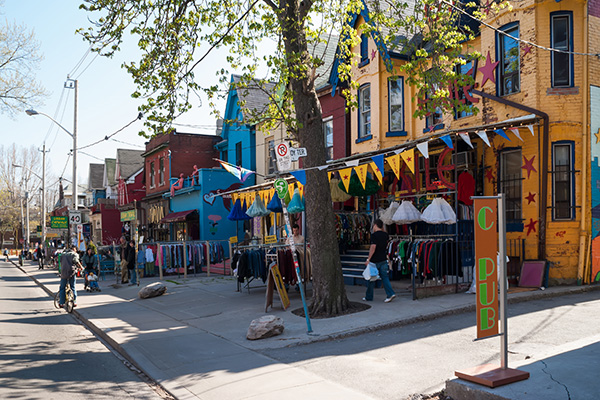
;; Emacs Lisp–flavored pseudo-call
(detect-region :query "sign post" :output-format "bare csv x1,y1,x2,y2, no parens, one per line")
455,194,529,387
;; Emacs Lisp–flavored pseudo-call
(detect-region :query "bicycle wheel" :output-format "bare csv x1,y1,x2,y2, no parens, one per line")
54,292,61,309
65,290,74,313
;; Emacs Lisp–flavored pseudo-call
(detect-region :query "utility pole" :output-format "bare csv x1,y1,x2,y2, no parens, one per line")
72,78,78,211
25,191,29,251
41,144,47,253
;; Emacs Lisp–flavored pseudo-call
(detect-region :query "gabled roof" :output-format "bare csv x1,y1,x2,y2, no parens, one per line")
104,158,116,187
88,163,104,190
231,75,277,123
311,34,340,91
115,149,145,181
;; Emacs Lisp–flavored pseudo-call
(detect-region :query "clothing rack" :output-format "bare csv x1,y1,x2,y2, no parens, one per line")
381,189,457,202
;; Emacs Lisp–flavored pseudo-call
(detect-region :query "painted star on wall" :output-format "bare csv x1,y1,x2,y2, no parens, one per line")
522,155,537,179
594,128,600,144
525,192,536,204
371,49,377,61
522,45,532,57
485,169,495,183
479,51,499,88
525,218,538,236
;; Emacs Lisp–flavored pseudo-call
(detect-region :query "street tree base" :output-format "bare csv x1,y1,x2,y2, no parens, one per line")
292,301,369,319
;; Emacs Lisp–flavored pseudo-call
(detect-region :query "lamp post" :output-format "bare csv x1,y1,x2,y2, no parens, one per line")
13,161,45,253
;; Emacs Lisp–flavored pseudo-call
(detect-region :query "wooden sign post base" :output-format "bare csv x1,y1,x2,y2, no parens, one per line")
455,364,530,388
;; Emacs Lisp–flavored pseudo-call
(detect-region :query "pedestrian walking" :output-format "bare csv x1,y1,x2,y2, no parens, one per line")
127,240,136,285
363,219,396,303
119,236,129,284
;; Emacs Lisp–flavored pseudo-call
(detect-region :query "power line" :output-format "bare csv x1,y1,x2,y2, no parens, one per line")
76,113,142,151
69,44,94,77
73,51,101,80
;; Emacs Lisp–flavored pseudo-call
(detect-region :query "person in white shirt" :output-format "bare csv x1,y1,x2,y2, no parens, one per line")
286,224,304,246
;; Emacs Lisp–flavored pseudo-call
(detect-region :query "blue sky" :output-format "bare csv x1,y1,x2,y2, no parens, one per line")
1,1,234,190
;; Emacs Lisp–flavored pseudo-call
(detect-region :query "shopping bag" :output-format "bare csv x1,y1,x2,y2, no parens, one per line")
362,262,380,281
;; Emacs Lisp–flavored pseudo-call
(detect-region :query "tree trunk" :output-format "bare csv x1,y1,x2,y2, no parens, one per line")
280,0,350,316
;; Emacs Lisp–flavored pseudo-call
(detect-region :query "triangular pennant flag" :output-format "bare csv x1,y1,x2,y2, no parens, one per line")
400,148,416,174
231,193,238,203
440,134,454,149
386,153,401,179
371,154,385,177
393,148,404,154
354,164,369,189
416,142,429,159
328,171,334,182
290,170,306,186
298,184,304,198
346,159,360,167
509,127,523,141
339,167,353,192
318,165,328,170
476,130,491,147
494,128,511,141
370,162,384,185
458,132,474,149
288,183,295,196
527,124,535,136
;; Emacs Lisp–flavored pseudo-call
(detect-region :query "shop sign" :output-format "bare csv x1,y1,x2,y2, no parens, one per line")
474,198,499,339
229,236,238,244
50,216,68,229
264,235,277,244
274,178,288,199
3,240,13,245
120,209,137,222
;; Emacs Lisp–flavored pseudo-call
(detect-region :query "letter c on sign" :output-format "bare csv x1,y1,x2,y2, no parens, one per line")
477,206,494,230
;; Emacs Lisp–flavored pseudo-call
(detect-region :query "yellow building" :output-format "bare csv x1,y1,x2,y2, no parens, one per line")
330,0,600,284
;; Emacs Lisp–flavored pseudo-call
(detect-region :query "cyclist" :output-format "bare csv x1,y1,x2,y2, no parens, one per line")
36,244,45,270
58,245,82,308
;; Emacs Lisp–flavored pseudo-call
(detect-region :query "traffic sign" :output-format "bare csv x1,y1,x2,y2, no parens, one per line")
275,142,292,171
69,210,82,225
290,147,307,161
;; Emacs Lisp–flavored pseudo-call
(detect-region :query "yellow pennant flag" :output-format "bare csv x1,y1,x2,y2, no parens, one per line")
386,154,401,179
401,148,416,174
288,183,295,196
298,183,304,198
231,193,238,203
339,167,353,192
354,164,369,189
328,171,334,182
370,162,384,185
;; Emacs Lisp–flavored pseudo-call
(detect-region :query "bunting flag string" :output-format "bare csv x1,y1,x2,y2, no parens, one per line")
371,154,385,176
494,128,511,141
527,124,535,136
509,127,524,142
476,130,491,147
416,141,429,159
354,164,369,189
400,148,416,174
458,132,474,149
345,159,360,167
339,167,353,192
369,161,384,184
440,134,454,149
387,153,401,179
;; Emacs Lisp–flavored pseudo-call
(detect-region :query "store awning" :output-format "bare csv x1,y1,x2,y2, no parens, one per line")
160,209,197,223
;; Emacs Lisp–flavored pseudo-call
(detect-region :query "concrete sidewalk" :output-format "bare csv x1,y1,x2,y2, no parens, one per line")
10,257,600,399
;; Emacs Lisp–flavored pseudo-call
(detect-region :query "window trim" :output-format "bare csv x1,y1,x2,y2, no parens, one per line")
496,22,521,97
149,161,155,189
323,116,334,161
454,61,475,120
498,147,524,231
358,83,371,140
387,77,406,135
550,11,574,88
159,157,165,186
551,140,576,220
359,33,369,67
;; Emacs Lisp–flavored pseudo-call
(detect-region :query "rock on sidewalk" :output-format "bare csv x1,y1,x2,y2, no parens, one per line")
246,315,284,340
138,282,167,299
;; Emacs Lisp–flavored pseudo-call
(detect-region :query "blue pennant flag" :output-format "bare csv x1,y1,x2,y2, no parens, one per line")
494,128,511,141
440,135,454,149
371,154,385,175
290,170,307,186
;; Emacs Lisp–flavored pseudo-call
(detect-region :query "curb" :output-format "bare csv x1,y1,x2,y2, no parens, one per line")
10,260,176,400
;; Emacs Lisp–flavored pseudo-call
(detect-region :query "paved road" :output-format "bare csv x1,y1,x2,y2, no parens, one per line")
262,291,600,400
0,262,164,400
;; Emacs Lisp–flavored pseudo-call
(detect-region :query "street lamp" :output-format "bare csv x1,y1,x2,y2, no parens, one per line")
13,163,45,252
26,107,77,213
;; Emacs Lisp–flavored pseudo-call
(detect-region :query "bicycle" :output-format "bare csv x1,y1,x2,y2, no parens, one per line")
54,283,75,313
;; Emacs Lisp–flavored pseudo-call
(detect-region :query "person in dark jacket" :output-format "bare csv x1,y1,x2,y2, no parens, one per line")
82,247,99,290
127,240,136,285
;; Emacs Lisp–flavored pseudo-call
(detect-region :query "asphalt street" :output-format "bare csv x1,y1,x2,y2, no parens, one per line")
0,262,163,400
261,291,600,400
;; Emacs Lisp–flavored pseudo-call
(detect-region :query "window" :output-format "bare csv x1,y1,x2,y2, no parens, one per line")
552,142,574,220
159,157,165,185
323,118,334,160
499,149,523,230
388,78,404,132
360,34,368,65
498,23,520,96
551,12,573,87
455,62,474,119
425,84,444,130
267,140,277,175
358,84,371,139
236,142,242,167
150,161,155,188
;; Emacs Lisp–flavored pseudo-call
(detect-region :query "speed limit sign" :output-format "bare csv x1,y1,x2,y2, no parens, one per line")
69,210,82,224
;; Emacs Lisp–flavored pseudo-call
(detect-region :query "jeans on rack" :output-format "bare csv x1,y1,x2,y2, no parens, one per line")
365,261,395,301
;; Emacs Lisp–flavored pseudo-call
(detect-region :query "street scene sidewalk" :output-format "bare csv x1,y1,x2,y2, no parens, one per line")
12,257,600,400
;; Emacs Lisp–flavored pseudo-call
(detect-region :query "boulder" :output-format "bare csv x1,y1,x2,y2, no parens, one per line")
246,315,284,340
138,282,167,299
